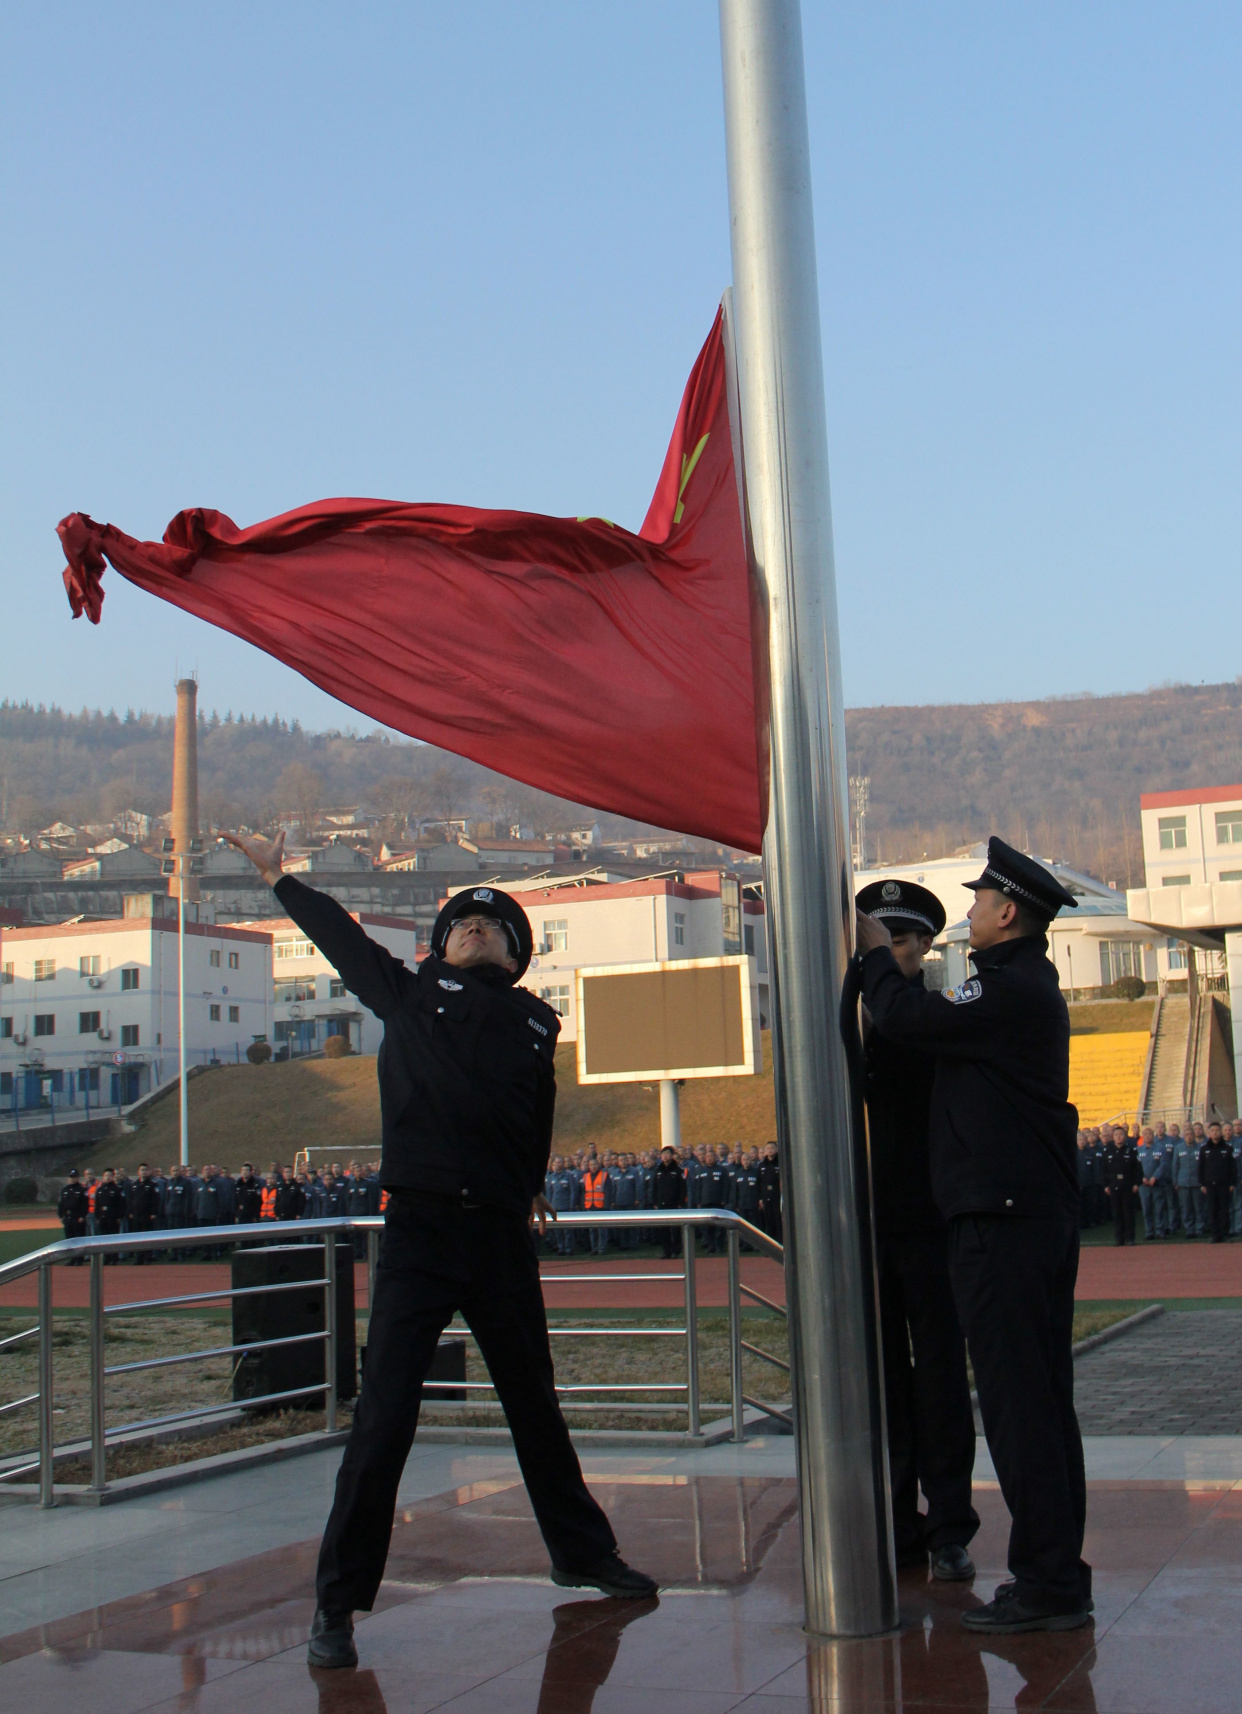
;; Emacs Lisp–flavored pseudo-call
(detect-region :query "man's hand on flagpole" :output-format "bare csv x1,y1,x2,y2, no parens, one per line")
224,830,286,888
854,910,893,957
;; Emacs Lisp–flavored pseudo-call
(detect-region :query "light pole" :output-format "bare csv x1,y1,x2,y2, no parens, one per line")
161,836,204,1168
719,0,897,1636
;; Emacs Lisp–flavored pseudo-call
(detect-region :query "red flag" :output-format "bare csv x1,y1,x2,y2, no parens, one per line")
58,310,768,852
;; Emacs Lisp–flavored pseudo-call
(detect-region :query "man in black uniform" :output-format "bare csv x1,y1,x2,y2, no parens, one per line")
1199,1121,1237,1243
653,1145,686,1257
94,1168,126,1262
57,1168,89,1261
227,831,656,1669
1103,1129,1141,1246
850,879,978,1582
126,1163,161,1264
856,837,1089,1634
756,1141,781,1242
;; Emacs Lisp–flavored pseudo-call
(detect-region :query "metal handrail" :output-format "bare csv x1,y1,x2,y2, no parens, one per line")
0,1208,783,1506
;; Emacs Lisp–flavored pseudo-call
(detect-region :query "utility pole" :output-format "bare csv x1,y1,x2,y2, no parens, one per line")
719,0,897,1636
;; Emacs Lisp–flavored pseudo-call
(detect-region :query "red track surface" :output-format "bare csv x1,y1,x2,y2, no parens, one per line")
1,1241,1239,1311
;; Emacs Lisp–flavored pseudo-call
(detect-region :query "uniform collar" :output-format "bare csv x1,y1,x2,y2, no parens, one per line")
970,932,1049,971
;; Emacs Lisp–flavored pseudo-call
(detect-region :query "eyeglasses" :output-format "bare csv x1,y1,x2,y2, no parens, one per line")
456,915,502,930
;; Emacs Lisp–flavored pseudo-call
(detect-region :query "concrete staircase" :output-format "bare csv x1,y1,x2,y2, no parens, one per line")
1141,994,1191,1119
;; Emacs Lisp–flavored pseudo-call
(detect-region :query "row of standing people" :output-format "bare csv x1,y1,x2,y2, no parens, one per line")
1077,1119,1241,1244
541,1141,782,1257
55,1158,384,1262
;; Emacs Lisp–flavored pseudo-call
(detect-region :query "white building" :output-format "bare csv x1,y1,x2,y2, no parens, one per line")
0,917,273,1115
453,870,768,1043
233,911,426,1059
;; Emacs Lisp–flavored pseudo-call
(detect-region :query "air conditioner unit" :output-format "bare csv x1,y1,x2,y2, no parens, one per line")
88,976,104,989
12,1032,27,1046
97,1028,112,1041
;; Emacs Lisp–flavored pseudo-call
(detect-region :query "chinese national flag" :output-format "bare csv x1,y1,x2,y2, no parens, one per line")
58,310,768,852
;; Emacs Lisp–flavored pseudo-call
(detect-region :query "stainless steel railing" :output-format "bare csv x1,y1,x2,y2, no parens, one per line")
0,1208,784,1505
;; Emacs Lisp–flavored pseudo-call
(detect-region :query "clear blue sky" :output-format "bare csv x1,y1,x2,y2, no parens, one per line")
4,3,1239,728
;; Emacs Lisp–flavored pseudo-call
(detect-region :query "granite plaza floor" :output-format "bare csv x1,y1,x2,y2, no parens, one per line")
3,1434,1242,1713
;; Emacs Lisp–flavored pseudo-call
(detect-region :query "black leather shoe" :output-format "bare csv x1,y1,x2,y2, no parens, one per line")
962,1592,1091,1634
552,1554,659,1599
993,1576,1094,1613
930,1545,975,1581
307,1608,357,1668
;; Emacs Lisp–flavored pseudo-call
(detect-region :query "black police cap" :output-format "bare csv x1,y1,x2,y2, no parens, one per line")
964,837,1078,919
431,884,534,981
856,878,947,938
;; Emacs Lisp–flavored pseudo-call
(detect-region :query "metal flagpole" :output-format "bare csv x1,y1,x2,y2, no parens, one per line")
719,0,897,1636
178,857,188,1168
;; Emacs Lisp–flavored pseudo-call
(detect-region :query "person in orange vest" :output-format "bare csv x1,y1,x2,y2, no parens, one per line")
84,1170,98,1236
581,1155,613,1255
259,1174,280,1220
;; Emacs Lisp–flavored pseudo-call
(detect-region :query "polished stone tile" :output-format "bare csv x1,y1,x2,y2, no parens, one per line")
0,1646,248,1714
1045,1633,1242,1712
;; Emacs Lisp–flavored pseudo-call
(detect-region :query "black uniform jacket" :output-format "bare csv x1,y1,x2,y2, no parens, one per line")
1199,1140,1238,1189
846,963,942,1238
860,934,1078,1222
273,875,559,1217
1104,1143,1141,1191
58,1181,88,1223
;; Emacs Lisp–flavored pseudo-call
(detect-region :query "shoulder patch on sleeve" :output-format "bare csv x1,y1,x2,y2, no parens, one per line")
944,978,983,1006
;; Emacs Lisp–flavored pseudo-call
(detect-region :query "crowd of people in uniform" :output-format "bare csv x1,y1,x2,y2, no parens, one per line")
53,1143,783,1261
1076,1119,1241,1244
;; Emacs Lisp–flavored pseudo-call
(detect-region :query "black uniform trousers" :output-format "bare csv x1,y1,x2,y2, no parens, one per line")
1110,1188,1136,1246
316,1194,616,1614
1206,1185,1232,1243
876,1232,978,1555
947,1211,1088,1613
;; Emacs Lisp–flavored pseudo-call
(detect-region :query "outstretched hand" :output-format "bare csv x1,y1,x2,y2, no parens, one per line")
223,829,286,887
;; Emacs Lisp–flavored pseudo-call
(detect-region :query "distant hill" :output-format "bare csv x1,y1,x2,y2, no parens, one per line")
4,678,1242,880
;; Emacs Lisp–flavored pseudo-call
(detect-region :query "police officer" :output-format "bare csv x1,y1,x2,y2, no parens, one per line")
227,831,656,1668
1198,1121,1237,1243
126,1163,161,1264
849,878,978,1582
653,1145,686,1257
1103,1128,1141,1245
1172,1126,1202,1237
57,1168,89,1261
235,1162,263,1223
856,837,1089,1633
756,1141,782,1242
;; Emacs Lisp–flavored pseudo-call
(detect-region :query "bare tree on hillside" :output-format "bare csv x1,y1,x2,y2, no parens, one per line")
275,763,325,843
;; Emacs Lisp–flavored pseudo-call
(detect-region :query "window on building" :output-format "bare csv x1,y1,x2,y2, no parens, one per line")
228,1005,240,1023
34,959,55,981
540,984,571,1017
228,951,239,969
79,955,101,976
79,1067,99,1093
275,938,315,960
120,967,140,990
744,924,755,957
1221,870,1242,883
209,949,221,967
1,963,12,985
721,874,743,955
0,1073,10,1096
1166,937,1188,971
277,982,315,1003
1099,941,1141,986
79,1011,101,1034
1161,875,1191,887
1157,815,1188,850
120,1023,140,1047
34,1014,55,1037
1215,810,1242,846
0,1018,11,1039
209,1004,221,1021
329,978,346,998
673,911,686,947
543,919,568,952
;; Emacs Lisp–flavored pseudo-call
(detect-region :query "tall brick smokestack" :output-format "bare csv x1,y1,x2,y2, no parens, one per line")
171,677,200,903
